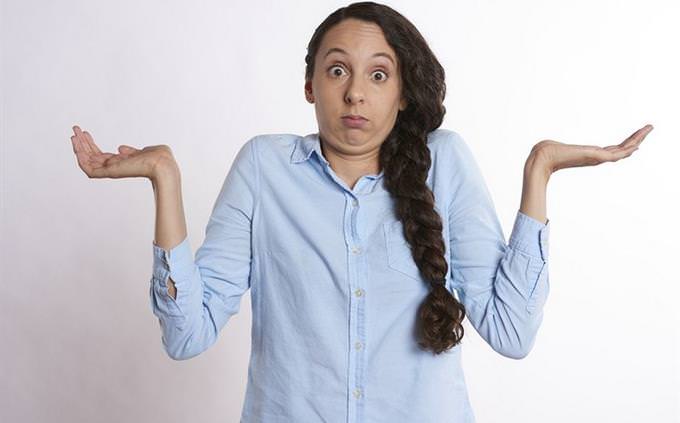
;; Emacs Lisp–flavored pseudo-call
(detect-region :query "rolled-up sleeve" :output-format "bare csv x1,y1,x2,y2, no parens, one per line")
149,136,259,360
446,132,550,360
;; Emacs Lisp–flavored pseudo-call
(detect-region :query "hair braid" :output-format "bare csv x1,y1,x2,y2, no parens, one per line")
380,119,466,355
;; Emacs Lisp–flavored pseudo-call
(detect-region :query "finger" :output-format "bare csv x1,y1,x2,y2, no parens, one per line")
602,145,639,162
70,135,79,154
72,142,95,176
604,141,638,152
118,145,137,155
635,124,654,145
72,126,94,154
638,123,654,134
70,130,104,173
71,133,88,156
624,124,654,147
76,130,93,155
83,131,103,154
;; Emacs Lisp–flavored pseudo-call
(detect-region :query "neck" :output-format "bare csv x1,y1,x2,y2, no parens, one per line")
320,138,382,188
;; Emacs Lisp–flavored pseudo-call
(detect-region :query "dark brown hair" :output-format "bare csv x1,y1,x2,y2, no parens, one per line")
304,2,465,355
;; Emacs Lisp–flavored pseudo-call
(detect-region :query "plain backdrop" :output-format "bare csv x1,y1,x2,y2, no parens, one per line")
2,0,679,422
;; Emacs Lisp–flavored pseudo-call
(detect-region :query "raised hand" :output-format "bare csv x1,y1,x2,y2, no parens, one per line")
533,124,654,174
70,125,174,179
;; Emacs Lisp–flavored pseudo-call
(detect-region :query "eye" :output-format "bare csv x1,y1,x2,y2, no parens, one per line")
328,65,347,78
372,70,388,81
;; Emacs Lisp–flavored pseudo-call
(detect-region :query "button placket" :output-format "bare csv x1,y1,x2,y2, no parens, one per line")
344,193,366,416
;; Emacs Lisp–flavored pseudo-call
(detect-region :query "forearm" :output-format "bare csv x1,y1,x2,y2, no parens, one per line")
457,148,552,359
150,160,188,299
519,151,551,225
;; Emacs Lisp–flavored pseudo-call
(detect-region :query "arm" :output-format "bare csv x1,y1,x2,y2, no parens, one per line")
447,124,652,359
151,162,187,300
447,133,550,359
519,150,551,225
148,138,259,360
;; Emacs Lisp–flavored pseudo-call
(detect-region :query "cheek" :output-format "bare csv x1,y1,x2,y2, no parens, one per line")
376,96,401,118
317,96,341,117
315,101,333,120
314,103,337,129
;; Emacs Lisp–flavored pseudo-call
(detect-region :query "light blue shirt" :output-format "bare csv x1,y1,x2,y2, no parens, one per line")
149,128,550,423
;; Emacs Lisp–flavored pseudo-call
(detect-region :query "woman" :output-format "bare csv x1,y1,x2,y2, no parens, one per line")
69,2,652,422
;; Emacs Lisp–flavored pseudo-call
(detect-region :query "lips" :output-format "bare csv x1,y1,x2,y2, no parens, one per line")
341,115,368,128
342,114,367,121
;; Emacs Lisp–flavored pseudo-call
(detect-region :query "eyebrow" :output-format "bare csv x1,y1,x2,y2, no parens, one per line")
323,47,396,66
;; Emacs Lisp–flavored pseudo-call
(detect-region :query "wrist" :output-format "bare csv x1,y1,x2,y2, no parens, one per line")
524,149,552,182
150,157,180,184
150,162,181,193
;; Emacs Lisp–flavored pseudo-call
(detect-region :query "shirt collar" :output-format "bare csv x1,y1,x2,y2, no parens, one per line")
291,132,326,165
290,133,385,180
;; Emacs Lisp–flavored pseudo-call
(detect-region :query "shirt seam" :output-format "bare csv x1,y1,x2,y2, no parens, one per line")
251,135,261,229
251,135,263,355
250,135,262,279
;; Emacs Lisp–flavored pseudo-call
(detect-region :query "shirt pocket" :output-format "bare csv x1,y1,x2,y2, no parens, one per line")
383,220,423,281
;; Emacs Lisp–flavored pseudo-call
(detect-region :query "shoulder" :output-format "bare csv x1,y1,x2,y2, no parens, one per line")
243,133,300,150
426,128,471,160
237,133,311,172
240,133,307,160
427,127,465,147
426,127,481,189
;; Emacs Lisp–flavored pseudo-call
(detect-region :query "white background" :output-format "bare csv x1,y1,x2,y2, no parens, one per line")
2,0,678,422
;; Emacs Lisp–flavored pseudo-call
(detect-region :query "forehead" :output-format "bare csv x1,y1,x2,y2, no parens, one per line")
318,18,396,60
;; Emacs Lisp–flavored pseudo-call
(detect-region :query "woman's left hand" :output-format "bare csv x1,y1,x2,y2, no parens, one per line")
532,124,654,174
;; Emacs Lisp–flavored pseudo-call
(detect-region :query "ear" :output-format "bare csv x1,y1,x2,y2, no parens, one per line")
304,80,314,103
399,97,408,111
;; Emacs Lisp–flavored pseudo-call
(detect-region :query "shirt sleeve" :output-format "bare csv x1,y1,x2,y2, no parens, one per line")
149,137,259,360
446,132,550,359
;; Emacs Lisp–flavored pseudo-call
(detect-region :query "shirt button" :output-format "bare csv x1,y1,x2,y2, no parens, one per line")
352,199,358,207
353,388,362,399
351,246,361,254
354,288,364,297
355,341,363,350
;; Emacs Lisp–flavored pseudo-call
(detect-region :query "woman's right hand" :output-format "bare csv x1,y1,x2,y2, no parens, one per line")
70,125,175,180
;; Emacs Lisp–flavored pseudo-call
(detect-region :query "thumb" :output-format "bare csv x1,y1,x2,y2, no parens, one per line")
118,145,136,153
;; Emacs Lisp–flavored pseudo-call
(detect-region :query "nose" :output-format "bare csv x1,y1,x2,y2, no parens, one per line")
344,75,365,104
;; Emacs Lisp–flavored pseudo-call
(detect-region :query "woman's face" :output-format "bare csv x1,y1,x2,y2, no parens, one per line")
305,18,407,160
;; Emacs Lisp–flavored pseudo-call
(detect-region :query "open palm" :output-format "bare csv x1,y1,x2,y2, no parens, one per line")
536,124,654,173
70,125,171,179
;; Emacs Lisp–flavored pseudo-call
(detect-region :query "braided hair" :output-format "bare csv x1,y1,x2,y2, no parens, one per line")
304,1,465,355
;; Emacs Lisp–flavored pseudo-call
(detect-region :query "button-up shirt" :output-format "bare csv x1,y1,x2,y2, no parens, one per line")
149,128,551,422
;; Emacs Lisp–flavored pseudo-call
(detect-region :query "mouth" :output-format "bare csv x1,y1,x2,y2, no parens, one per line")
341,114,368,128
341,114,368,121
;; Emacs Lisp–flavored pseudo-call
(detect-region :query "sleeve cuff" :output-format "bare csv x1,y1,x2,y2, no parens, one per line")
508,210,550,261
152,236,196,284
